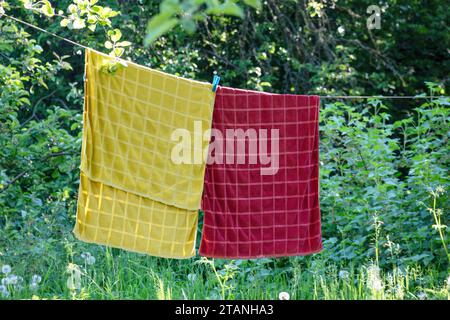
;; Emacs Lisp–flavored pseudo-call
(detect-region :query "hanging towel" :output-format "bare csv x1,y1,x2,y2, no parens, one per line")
75,172,198,258
74,49,214,258
199,86,322,259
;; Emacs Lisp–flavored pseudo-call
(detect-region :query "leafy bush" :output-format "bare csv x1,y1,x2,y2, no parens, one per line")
0,1,448,300
319,94,449,269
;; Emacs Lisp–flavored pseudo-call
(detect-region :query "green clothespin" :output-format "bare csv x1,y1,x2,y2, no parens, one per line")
212,75,221,92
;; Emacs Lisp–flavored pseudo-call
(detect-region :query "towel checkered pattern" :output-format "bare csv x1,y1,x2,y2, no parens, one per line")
199,86,322,258
75,172,198,258
74,49,214,258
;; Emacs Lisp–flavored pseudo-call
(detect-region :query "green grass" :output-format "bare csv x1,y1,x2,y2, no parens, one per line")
1,249,448,300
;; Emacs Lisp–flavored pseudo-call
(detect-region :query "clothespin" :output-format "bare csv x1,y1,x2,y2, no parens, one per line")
212,75,221,92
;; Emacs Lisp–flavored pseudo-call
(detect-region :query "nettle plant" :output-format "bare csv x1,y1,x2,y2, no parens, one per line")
319,91,449,268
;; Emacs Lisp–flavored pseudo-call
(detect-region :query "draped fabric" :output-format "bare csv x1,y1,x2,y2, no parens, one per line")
199,86,322,258
74,49,214,258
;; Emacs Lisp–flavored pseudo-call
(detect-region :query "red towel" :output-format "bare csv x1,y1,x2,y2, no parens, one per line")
199,86,322,258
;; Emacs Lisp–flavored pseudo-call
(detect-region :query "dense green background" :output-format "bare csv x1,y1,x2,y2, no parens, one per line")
0,0,449,299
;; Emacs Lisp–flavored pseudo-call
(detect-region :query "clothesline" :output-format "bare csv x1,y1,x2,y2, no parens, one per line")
3,13,449,100
3,13,90,50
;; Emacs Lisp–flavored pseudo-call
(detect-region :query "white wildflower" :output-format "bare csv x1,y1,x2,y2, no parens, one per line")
67,275,81,290
278,291,290,300
1,277,9,286
337,26,345,35
367,265,383,292
371,278,383,291
66,263,82,290
1,265,11,275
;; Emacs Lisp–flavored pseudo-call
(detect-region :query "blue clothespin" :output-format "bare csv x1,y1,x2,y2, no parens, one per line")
212,75,221,92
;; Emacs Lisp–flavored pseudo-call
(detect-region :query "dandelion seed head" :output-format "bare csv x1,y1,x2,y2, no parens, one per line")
187,273,197,282
80,252,91,260
417,292,427,300
1,265,11,275
338,270,350,280
32,275,42,284
278,291,290,300
7,274,18,285
86,256,96,265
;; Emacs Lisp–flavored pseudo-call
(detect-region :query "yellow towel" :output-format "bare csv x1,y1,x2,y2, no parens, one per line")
74,49,214,258
74,172,198,258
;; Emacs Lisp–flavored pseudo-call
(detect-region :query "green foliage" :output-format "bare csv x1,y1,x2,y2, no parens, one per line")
0,18,81,268
0,0,449,300
0,252,449,299
4,0,130,58
144,0,261,45
319,97,449,268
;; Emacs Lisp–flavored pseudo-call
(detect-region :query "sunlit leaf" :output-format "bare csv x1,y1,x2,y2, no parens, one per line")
243,0,262,10
116,41,132,47
144,13,179,46
104,41,113,49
